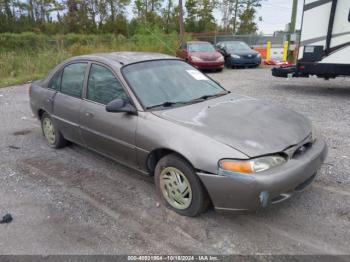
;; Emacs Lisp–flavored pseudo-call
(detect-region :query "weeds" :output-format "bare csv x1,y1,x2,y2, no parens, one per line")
0,32,182,87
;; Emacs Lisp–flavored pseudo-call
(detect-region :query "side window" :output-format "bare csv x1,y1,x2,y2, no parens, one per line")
87,64,128,105
61,63,87,98
49,71,62,91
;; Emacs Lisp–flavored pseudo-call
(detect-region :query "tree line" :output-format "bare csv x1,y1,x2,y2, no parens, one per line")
0,0,262,35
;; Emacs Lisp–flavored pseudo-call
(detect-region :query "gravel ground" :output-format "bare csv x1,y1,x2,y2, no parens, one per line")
0,68,349,255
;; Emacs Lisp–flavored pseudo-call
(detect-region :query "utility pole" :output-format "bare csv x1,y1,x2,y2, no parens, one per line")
288,0,298,61
290,0,298,34
179,0,185,46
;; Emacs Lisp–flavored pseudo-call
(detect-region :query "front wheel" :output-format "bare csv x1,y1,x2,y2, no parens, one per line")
154,154,209,216
41,112,67,148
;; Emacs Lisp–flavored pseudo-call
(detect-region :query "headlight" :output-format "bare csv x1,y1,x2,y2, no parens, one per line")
217,56,224,62
231,54,240,59
219,155,287,174
191,56,202,62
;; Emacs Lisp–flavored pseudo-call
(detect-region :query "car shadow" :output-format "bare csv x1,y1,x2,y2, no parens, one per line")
273,82,350,98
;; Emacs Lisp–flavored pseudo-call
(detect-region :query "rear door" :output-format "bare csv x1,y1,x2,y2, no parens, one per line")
38,70,62,115
79,63,138,166
52,62,88,145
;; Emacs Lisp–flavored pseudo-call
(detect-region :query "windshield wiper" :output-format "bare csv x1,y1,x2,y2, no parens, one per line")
146,91,230,110
190,91,230,102
146,101,186,110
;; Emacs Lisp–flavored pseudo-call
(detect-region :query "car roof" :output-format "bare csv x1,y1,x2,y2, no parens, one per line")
187,41,211,44
66,52,178,68
219,41,249,46
218,41,243,44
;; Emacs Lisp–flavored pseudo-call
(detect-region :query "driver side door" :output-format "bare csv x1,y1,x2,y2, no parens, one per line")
79,63,138,166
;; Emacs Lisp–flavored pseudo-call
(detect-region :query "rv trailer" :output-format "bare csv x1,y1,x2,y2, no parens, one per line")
272,0,350,79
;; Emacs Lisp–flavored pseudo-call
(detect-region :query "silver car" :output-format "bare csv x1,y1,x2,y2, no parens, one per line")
29,52,328,216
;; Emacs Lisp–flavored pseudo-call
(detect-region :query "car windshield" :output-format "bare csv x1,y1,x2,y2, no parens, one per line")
188,43,215,52
122,60,227,109
224,42,251,52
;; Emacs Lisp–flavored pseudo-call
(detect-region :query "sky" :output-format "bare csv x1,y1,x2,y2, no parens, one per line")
212,0,305,34
126,0,305,35
253,0,304,34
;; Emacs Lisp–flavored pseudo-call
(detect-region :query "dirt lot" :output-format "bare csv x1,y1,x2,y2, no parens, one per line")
0,68,349,255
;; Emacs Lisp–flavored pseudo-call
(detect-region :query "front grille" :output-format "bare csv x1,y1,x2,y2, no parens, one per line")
242,54,256,59
202,56,217,61
292,142,312,159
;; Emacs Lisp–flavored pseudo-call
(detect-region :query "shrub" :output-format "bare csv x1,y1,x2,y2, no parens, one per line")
0,32,182,87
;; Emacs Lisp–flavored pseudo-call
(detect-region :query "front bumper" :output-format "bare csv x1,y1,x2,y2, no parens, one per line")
227,57,261,66
190,60,224,70
197,139,328,212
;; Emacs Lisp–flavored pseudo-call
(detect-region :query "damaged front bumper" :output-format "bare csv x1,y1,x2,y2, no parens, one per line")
197,138,328,212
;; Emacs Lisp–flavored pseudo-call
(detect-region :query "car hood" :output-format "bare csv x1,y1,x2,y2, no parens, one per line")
152,94,311,157
190,51,222,60
227,49,258,56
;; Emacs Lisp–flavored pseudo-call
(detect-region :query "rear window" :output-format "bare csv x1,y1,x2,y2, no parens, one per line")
48,71,62,91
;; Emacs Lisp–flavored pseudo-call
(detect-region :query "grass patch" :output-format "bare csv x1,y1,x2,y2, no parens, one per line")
0,32,181,88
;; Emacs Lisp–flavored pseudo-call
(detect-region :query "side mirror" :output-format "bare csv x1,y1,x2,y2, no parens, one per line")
105,99,137,114
218,48,230,57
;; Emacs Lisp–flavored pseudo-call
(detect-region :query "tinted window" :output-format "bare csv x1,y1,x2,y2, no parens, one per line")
61,63,87,98
87,64,128,105
49,71,62,91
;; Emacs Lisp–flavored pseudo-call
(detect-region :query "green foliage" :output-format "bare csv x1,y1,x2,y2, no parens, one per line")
237,7,258,34
237,0,261,34
0,0,264,87
219,0,261,34
185,0,217,32
0,32,180,87
0,0,262,36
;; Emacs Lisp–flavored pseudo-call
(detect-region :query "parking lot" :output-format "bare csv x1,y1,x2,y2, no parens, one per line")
0,68,349,255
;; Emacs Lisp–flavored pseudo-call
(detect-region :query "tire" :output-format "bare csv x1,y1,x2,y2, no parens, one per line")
154,154,209,216
216,68,223,72
41,112,67,149
224,61,231,69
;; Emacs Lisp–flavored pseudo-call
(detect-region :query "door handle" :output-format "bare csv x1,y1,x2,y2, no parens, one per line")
85,112,94,118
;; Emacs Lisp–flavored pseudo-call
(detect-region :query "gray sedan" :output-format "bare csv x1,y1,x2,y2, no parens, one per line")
29,52,327,216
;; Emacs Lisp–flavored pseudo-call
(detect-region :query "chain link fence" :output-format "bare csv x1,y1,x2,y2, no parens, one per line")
191,32,300,48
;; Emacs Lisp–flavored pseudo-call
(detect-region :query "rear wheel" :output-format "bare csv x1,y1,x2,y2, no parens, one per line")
41,112,67,148
154,154,209,216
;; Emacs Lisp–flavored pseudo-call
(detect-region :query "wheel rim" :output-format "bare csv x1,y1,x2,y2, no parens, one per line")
42,117,56,145
159,167,192,210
